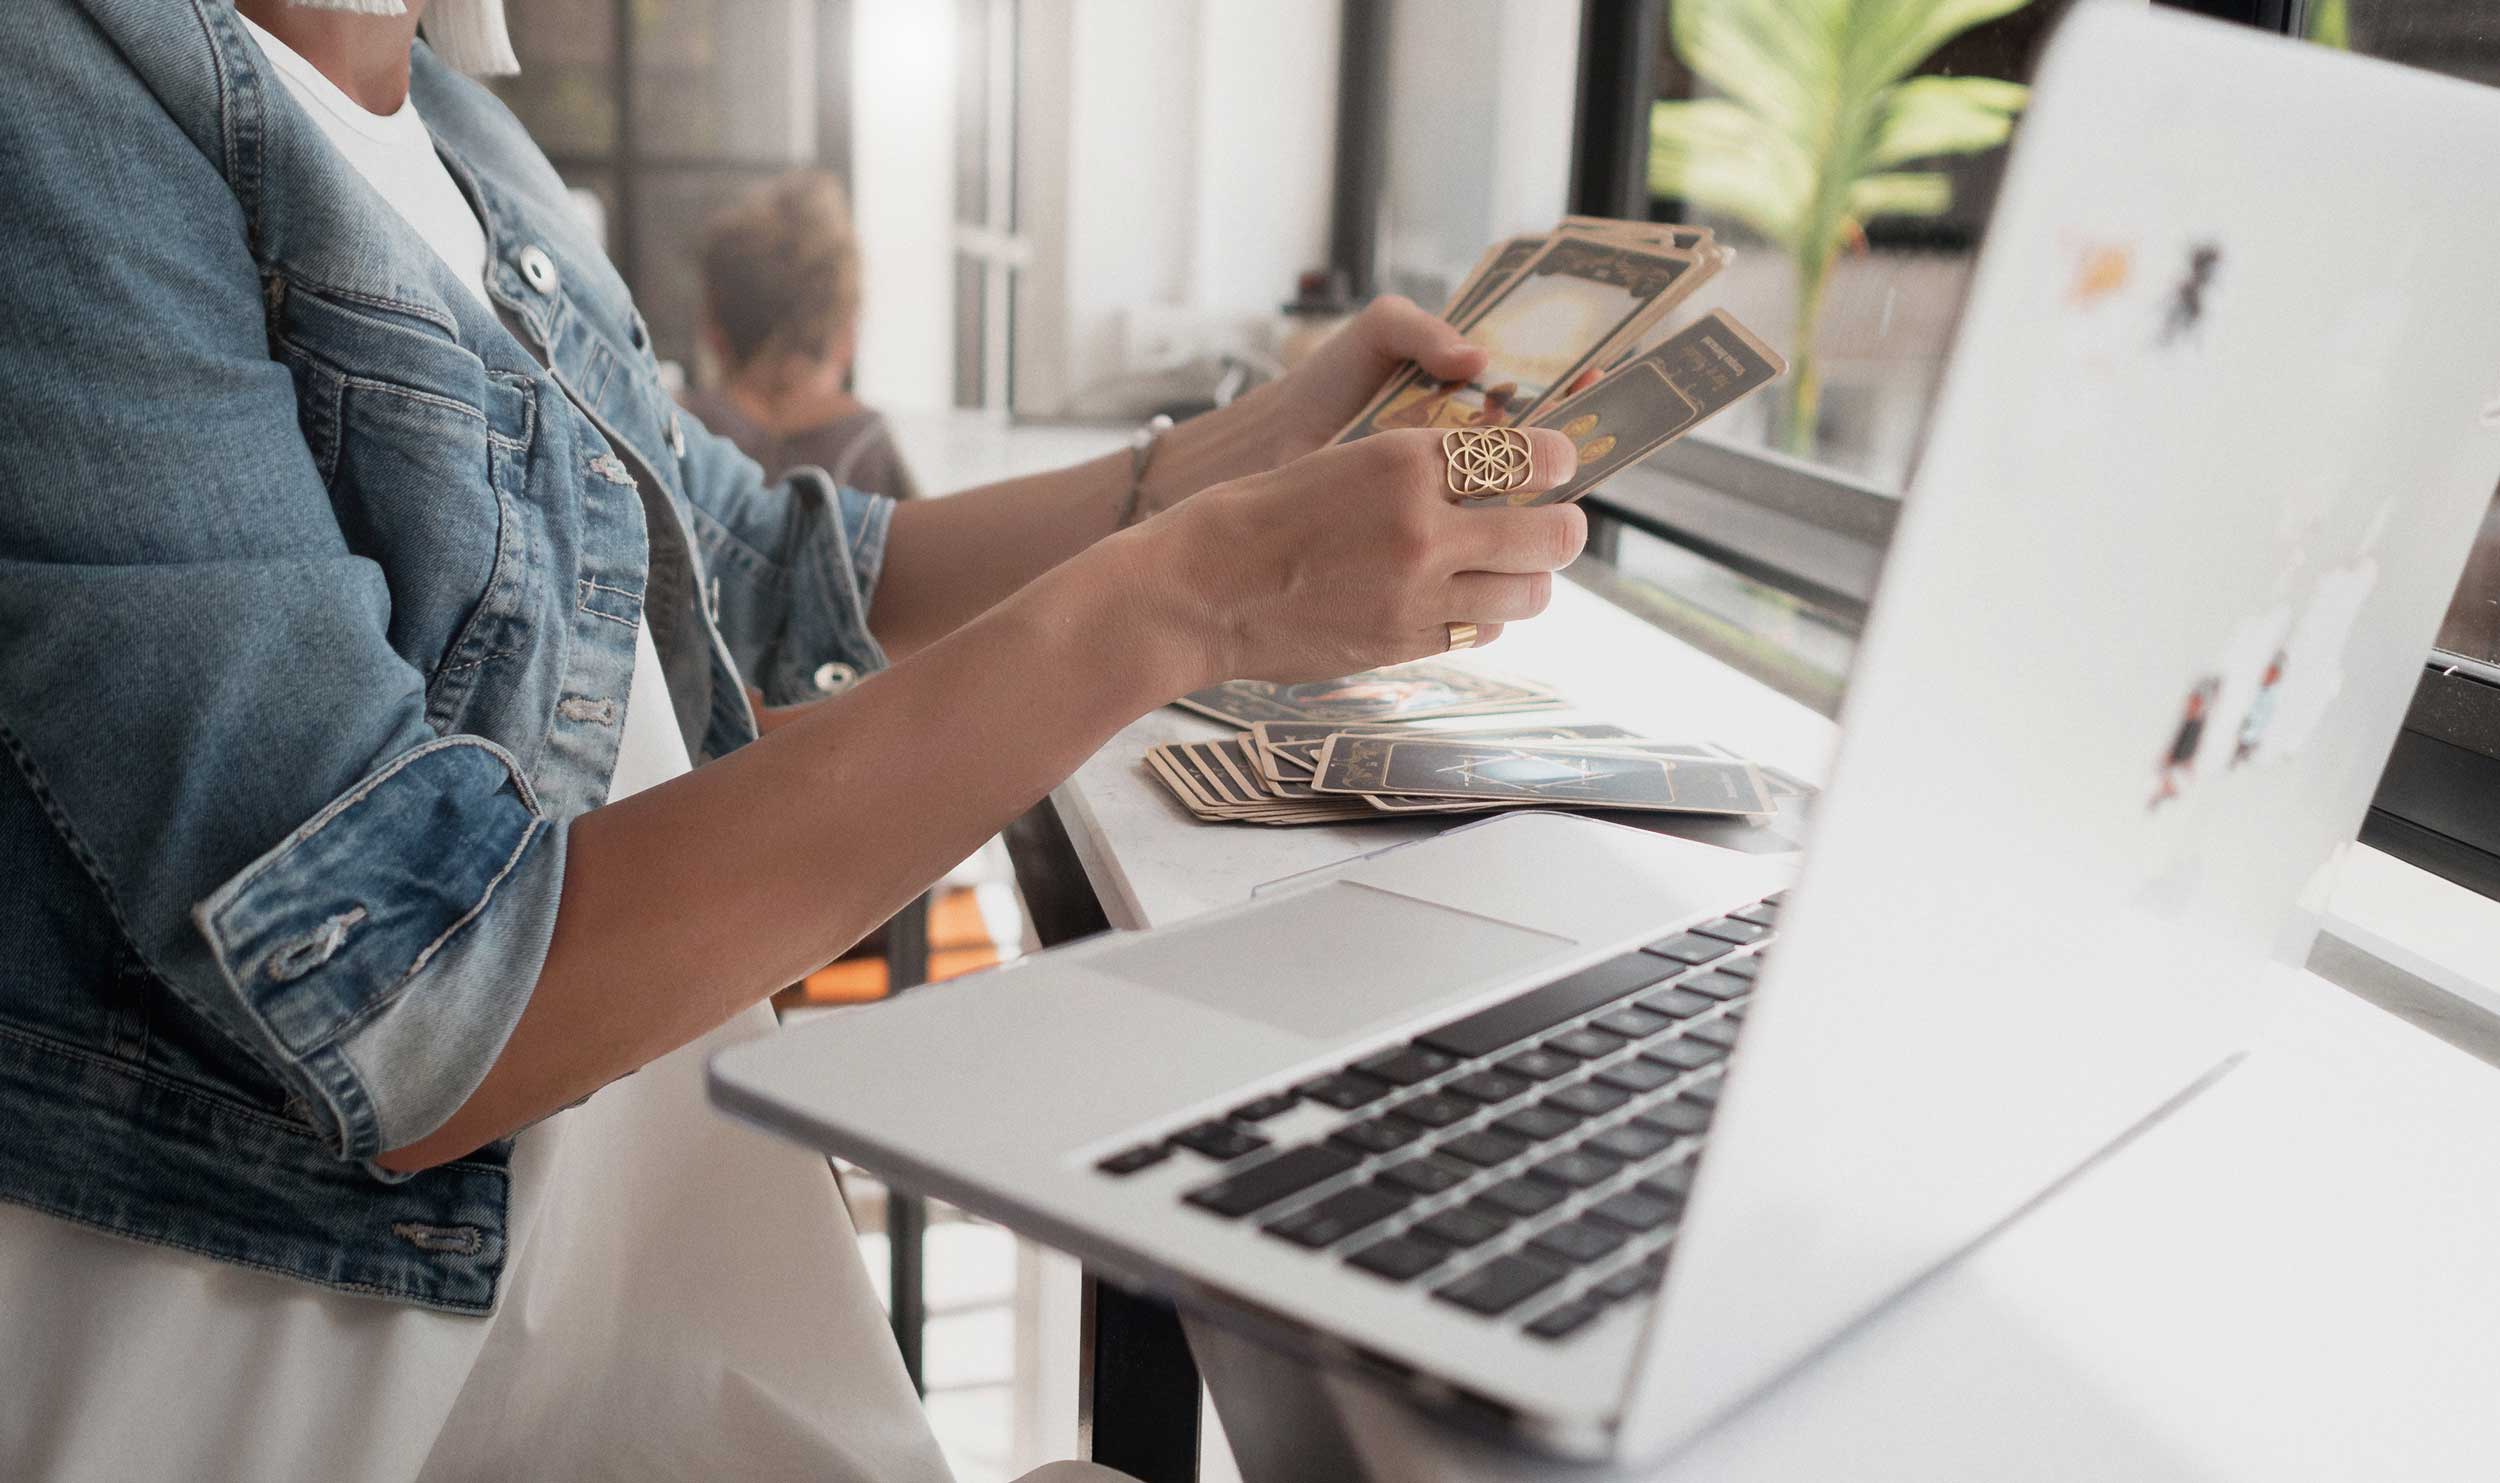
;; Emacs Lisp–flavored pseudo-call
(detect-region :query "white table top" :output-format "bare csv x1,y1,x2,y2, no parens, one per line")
1051,576,1838,934
1046,570,2500,1482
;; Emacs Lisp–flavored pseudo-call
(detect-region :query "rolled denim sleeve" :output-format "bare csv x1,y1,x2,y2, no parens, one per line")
0,7,559,1163
675,411,895,706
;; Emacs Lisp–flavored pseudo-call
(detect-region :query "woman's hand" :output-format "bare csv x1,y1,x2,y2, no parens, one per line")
1118,426,1587,688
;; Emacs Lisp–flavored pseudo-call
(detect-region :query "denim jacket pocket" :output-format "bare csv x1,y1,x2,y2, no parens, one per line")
272,281,536,726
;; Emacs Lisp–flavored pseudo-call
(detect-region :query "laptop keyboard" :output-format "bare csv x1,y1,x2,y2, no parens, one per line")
1094,894,1781,1343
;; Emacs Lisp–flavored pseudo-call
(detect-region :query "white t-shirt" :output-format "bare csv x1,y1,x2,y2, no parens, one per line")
0,23,950,1483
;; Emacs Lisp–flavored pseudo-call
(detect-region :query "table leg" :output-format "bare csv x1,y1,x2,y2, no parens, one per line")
883,890,935,1395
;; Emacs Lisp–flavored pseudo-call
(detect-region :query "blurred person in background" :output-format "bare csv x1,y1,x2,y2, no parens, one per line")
682,171,922,500
0,1,1582,1480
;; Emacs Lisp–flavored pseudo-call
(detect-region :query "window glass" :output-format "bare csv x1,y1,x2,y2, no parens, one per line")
1646,0,2078,490
2317,0,2500,669
1589,525,1856,715
631,0,815,163
489,0,618,158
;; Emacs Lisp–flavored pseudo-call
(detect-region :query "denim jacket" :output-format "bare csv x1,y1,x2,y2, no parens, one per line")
0,0,891,1312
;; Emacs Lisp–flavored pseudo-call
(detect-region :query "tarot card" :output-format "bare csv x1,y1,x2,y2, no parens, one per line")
1559,215,1712,254
1465,311,1786,508
1247,720,1637,780
1313,736,1775,815
1173,664,1560,728
1146,745,1236,815
1441,235,1546,322
1336,233,1702,442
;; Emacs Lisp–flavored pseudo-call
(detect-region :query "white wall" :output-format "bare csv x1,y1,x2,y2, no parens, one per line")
1015,0,1343,417
849,0,959,414
1378,0,1580,308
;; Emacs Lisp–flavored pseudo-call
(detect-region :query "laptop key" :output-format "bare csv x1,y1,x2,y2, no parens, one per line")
1593,1264,1660,1303
1496,1048,1580,1082
1681,971,1750,1000
1591,1006,1672,1040
1730,901,1779,928
1530,1218,1628,1266
1682,1078,1724,1108
1526,1298,1605,1340
1297,1072,1392,1110
1380,1154,1473,1196
1546,1082,1631,1118
1638,1163,1696,1203
1493,1105,1579,1142
1097,1143,1170,1176
1356,1046,1458,1086
1594,1057,1677,1095
1636,989,1715,1019
1586,1123,1675,1162
1184,1143,1360,1218
1642,931,1734,966
1633,1100,1712,1137
1387,1093,1473,1129
1527,1150,1618,1190
1415,1207,1508,1248
1434,1254,1564,1316
1347,1236,1449,1283
1230,1092,1298,1122
1330,1118,1422,1156
1420,1210,1510,1245
1173,1121,1270,1161
1417,953,1677,1059
1693,917,1769,946
1647,1039,1723,1072
1546,1027,1623,1060
1441,1129,1530,1168
1687,1019,1741,1050
1262,1181,1411,1249
1445,1070,1530,1105
1589,1190,1678,1232
1475,1177,1566,1218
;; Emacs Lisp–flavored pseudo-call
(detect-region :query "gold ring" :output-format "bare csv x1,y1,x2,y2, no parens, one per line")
1442,427,1534,498
1445,622,1479,653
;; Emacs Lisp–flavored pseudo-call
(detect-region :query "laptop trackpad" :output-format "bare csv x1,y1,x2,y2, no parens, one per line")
1091,881,1570,1042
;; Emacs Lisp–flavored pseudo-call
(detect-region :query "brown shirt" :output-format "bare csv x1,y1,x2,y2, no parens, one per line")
677,386,923,502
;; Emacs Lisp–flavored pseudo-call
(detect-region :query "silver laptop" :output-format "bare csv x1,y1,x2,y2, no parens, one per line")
712,5,2500,1462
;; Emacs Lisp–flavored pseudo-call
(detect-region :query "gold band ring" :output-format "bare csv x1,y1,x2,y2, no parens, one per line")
1445,621,1480,653
1442,427,1534,498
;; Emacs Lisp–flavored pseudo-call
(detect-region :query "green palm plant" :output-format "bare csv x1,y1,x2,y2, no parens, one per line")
1649,0,2033,455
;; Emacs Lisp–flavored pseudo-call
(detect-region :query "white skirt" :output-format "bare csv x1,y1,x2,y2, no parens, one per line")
0,1003,957,1483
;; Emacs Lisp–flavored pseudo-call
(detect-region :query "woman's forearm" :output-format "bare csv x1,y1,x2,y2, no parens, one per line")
376,533,1204,1171
871,406,1282,659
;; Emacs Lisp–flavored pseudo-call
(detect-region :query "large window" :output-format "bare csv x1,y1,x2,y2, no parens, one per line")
492,0,848,370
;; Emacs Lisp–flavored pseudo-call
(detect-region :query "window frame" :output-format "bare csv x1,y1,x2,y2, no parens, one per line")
1562,0,2282,632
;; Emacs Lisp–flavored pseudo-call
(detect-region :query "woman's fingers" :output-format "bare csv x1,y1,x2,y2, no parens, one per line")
1359,294,1488,384
1448,500,1589,575
1443,570,1554,625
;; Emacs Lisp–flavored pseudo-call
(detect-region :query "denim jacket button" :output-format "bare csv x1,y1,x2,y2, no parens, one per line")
812,662,856,694
517,245,559,295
